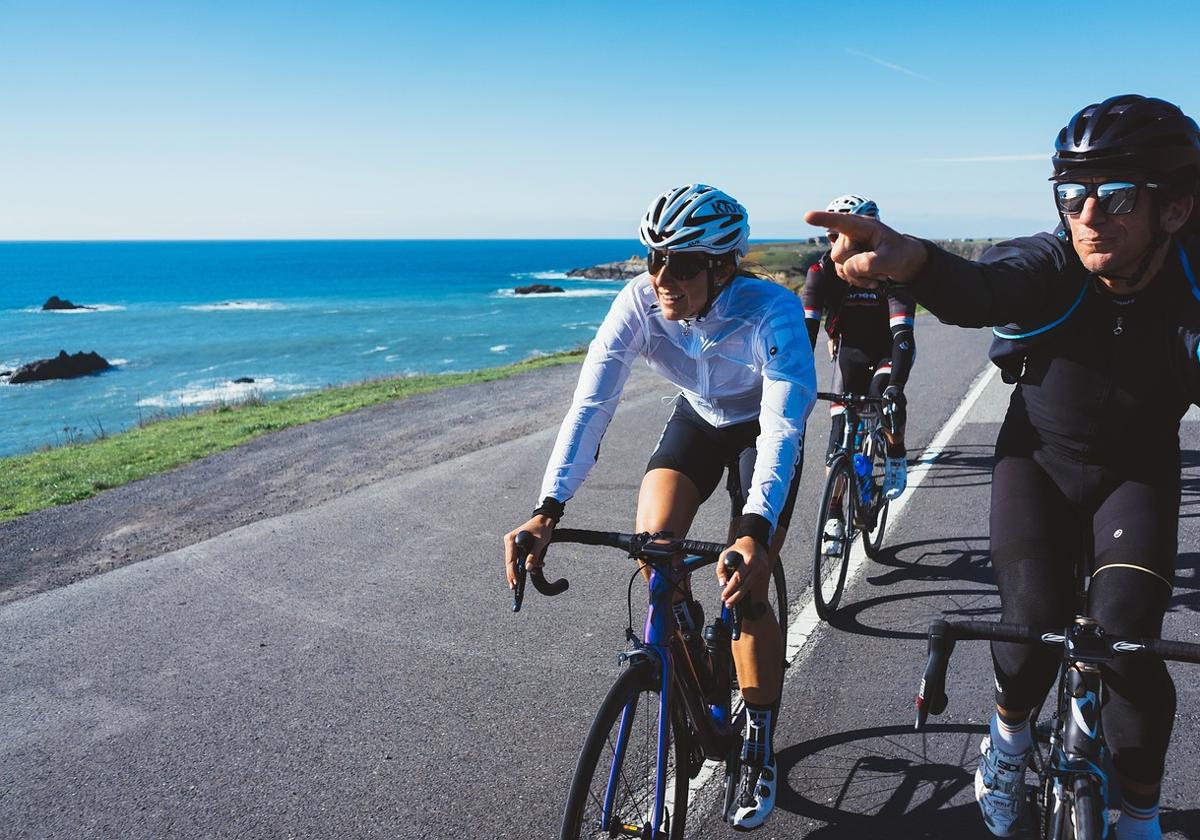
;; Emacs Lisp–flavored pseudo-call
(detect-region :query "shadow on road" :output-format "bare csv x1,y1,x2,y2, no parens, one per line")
775,722,1200,839
1169,552,1200,615
824,587,999,641
912,446,994,492
865,537,993,587
775,722,990,839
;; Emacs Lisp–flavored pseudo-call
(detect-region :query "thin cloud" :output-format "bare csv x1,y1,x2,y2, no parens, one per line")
845,48,933,82
921,154,1046,163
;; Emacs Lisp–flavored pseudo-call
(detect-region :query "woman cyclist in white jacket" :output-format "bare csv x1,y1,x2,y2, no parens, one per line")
503,184,817,829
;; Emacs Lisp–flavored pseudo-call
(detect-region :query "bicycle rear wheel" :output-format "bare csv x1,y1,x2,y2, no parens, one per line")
813,454,854,620
560,664,689,840
768,558,788,633
1069,775,1104,840
861,431,889,559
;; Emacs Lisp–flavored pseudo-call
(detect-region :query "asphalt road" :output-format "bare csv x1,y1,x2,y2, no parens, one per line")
3,316,1199,839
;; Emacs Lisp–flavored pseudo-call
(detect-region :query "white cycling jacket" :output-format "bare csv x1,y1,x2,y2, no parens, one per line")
538,273,817,532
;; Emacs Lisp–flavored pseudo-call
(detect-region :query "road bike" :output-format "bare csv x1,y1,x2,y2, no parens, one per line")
915,616,1200,839
512,526,786,839
811,391,893,620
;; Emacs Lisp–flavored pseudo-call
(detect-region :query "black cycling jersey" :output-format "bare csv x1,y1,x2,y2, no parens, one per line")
802,251,917,389
913,232,1200,463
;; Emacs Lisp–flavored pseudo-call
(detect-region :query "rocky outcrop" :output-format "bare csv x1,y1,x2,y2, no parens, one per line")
514,284,565,295
42,296,94,311
7,351,113,384
233,377,256,384
566,256,646,280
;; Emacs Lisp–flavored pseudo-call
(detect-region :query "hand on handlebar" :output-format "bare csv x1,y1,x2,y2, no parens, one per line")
504,515,555,590
881,386,905,435
717,535,768,608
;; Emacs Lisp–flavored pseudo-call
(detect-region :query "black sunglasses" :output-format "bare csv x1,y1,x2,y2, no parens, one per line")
647,249,713,280
1053,181,1158,216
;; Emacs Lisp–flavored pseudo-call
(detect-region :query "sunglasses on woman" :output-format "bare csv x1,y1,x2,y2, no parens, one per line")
1053,181,1159,216
647,249,713,280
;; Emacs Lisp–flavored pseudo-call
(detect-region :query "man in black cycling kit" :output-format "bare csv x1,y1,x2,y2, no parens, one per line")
803,195,916,555
807,95,1200,840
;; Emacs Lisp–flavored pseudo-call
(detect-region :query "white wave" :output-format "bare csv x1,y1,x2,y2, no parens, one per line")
181,301,288,312
362,346,388,355
108,358,129,366
135,377,309,409
511,270,572,281
385,354,400,362
494,288,619,299
18,303,127,313
490,344,511,353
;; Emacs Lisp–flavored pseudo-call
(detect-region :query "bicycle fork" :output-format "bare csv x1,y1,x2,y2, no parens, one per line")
1046,659,1109,839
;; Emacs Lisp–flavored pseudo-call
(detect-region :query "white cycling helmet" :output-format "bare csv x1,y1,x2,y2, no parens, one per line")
638,184,750,257
825,194,880,219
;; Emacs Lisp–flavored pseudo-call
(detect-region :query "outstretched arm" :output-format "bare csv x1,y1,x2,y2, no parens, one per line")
804,210,1068,329
803,211,929,288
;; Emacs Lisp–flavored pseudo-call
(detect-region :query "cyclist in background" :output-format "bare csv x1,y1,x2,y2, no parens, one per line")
807,95,1200,840
803,195,916,555
503,184,817,829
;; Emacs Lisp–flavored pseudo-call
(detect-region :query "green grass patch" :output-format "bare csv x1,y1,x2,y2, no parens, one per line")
0,349,586,522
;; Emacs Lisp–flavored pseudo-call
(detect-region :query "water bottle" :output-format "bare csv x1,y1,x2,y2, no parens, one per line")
853,453,875,507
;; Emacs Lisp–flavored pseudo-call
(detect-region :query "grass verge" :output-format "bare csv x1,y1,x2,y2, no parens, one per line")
0,349,585,523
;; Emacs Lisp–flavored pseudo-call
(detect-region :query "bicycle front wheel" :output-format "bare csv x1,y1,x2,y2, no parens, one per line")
813,454,854,620
560,664,690,840
1069,775,1104,840
861,431,890,559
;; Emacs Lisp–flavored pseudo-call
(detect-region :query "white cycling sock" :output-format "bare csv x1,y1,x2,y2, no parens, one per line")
990,711,1032,755
1116,801,1161,840
742,704,774,763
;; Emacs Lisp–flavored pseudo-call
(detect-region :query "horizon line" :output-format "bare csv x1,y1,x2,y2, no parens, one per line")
0,234,1014,245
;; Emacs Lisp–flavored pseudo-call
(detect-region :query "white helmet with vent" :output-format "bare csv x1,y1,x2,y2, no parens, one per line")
825,194,880,218
638,184,750,257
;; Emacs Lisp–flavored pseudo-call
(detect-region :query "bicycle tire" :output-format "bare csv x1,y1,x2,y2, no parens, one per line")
769,559,788,635
560,664,689,840
813,454,854,620
1069,775,1104,840
861,430,889,559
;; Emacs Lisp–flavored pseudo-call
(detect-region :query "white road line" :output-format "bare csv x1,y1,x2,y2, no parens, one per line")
687,361,1002,806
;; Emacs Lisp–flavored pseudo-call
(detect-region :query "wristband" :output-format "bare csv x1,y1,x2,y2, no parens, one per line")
532,496,566,524
735,513,772,551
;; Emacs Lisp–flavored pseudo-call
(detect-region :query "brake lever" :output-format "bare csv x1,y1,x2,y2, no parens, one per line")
915,619,953,729
723,552,745,641
512,530,569,614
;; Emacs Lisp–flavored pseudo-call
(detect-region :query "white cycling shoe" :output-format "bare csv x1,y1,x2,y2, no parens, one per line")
883,456,908,500
822,516,845,556
975,735,1029,837
729,755,777,829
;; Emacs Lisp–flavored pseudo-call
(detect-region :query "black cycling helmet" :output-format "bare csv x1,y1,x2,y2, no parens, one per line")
1052,94,1200,185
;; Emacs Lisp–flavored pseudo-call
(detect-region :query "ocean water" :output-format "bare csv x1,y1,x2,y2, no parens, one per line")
0,240,642,457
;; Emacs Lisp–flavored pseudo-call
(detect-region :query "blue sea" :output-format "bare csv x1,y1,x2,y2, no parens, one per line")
0,240,642,458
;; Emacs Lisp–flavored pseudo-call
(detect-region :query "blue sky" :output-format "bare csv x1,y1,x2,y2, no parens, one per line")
2,0,1197,240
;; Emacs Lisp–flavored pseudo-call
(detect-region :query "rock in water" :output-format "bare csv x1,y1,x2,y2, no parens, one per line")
42,295,93,311
566,256,647,280
514,284,565,295
233,377,256,384
8,351,113,383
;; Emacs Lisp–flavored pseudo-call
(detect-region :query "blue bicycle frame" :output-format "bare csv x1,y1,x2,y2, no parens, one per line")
599,551,744,836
